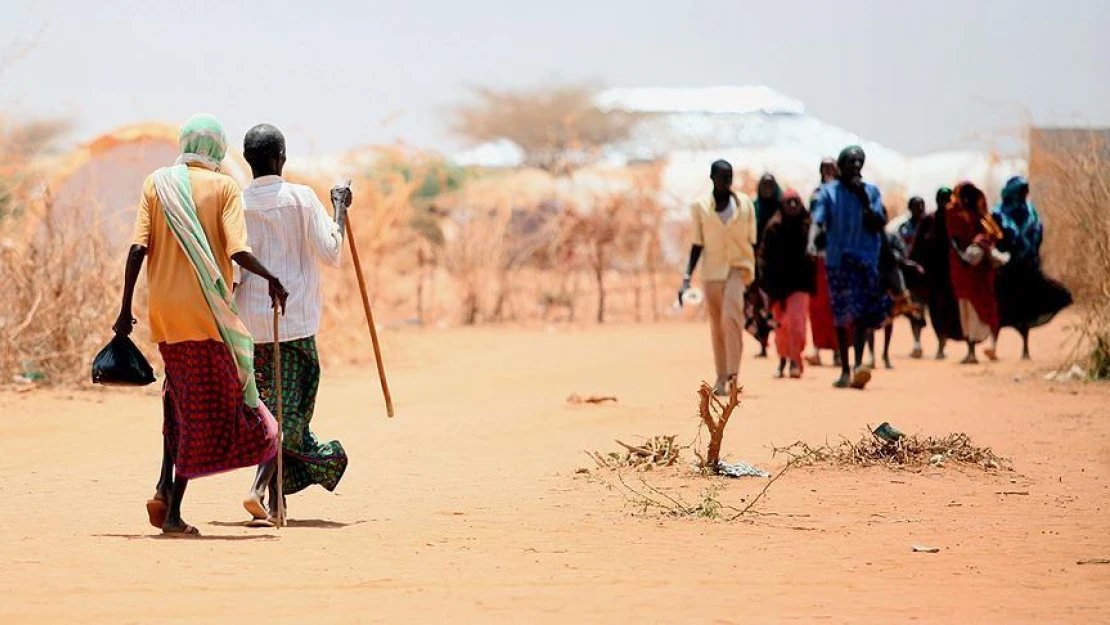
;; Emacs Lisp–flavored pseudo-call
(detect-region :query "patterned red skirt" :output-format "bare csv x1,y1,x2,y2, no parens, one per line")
160,340,278,479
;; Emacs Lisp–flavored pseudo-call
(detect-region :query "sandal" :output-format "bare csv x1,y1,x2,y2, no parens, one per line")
162,524,201,537
243,496,267,521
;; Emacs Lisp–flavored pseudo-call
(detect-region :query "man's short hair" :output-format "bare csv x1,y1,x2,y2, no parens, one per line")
243,123,285,165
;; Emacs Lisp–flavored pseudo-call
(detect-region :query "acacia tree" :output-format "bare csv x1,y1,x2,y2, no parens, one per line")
452,84,637,175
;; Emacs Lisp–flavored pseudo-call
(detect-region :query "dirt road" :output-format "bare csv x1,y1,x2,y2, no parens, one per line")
1,320,1107,623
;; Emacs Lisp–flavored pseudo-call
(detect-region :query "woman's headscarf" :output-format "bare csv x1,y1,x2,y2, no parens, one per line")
754,173,782,245
936,187,953,213
997,176,1037,219
994,175,1042,263
837,145,865,173
765,188,808,228
951,181,1003,242
176,114,227,171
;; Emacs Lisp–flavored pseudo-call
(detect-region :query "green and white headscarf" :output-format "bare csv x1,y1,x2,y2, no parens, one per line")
175,113,228,170
153,114,260,407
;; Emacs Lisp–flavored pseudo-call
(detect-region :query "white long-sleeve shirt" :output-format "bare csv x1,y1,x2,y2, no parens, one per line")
236,175,342,343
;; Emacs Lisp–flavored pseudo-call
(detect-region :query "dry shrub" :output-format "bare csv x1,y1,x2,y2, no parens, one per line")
1,116,119,383
1030,129,1110,377
565,184,665,323
1,193,118,383
772,431,1011,471
586,435,682,471
314,157,425,361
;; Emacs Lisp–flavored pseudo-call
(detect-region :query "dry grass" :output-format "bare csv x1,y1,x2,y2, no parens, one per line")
771,431,1011,472
1,116,121,384
1,194,120,384
1030,129,1110,378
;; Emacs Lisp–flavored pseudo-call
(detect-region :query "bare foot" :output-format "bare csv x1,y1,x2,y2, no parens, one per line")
935,350,947,360
883,357,894,370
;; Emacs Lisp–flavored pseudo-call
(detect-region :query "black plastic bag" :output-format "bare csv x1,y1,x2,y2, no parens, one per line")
92,335,156,386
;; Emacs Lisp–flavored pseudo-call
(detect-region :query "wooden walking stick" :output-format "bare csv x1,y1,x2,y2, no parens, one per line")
334,182,395,417
272,308,286,528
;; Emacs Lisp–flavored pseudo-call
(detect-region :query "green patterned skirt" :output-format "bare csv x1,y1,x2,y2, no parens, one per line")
254,336,348,495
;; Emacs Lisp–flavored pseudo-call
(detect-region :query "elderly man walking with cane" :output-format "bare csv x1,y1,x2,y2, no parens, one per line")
237,124,352,524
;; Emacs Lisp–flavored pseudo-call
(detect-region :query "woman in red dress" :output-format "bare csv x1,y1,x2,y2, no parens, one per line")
946,182,1002,364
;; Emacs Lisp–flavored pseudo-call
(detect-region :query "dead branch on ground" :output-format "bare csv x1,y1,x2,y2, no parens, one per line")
771,430,1011,471
585,435,682,470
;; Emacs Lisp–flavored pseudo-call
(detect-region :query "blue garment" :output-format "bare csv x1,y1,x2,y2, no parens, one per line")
896,216,920,247
811,180,886,268
826,253,889,330
991,175,1043,267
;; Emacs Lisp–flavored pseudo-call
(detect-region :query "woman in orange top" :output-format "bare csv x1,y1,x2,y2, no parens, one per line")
113,114,288,536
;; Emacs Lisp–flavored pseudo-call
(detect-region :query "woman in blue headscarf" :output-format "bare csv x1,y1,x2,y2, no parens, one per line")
990,176,1072,360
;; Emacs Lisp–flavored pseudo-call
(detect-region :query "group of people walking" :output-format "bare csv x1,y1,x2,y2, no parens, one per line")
682,147,1072,394
114,114,1071,534
114,115,350,535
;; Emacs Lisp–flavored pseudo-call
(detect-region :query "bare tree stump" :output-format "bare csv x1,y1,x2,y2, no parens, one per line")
697,376,741,473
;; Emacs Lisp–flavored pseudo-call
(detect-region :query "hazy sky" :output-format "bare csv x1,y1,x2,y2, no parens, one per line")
2,0,1107,158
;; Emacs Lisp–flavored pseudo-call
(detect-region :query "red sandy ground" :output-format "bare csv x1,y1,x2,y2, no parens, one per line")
0,319,1107,623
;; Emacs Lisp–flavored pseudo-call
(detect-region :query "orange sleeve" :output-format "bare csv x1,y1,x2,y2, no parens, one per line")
221,180,252,257
131,176,154,247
